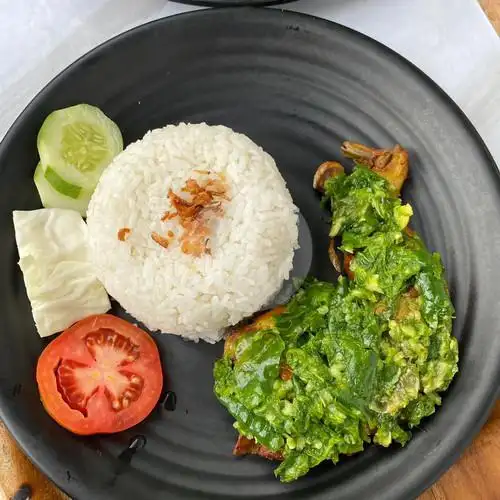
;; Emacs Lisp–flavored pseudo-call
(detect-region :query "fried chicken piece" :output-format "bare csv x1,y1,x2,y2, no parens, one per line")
394,287,420,322
313,161,345,192
320,142,410,280
328,239,342,273
224,306,286,360
224,308,288,462
340,142,409,194
279,364,293,381
233,435,284,461
343,253,355,280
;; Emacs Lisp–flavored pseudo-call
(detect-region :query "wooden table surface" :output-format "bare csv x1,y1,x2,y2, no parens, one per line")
1,2,499,499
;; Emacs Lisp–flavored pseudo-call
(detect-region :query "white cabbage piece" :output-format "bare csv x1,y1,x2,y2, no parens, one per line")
13,208,111,337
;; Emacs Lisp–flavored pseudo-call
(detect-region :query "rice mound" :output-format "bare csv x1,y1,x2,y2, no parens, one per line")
86,123,298,342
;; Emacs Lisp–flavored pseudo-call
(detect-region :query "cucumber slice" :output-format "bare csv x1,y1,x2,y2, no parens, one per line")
34,163,91,216
44,165,82,199
37,104,123,190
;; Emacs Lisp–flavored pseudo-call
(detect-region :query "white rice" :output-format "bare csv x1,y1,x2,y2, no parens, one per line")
86,123,298,342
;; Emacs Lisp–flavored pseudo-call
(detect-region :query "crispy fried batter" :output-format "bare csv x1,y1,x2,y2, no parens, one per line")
328,239,342,273
340,142,409,194
343,253,355,280
233,435,284,461
322,142,410,284
223,306,286,360
313,161,345,192
224,307,289,460
279,364,293,381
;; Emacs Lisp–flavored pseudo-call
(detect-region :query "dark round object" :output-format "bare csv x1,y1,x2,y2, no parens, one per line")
171,0,294,6
0,8,499,500
12,484,32,500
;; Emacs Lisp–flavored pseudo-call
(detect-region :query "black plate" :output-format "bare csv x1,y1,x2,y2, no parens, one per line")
1,8,500,500
172,0,294,6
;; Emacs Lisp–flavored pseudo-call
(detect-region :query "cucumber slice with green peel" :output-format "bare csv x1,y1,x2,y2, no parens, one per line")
34,163,91,216
37,104,123,190
44,165,82,199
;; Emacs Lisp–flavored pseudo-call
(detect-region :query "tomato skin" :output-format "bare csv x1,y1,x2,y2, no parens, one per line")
36,314,163,435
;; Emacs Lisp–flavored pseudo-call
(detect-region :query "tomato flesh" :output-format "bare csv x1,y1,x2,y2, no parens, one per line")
36,315,163,435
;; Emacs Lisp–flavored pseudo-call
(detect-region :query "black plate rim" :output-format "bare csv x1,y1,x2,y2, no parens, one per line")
171,0,295,6
1,7,499,499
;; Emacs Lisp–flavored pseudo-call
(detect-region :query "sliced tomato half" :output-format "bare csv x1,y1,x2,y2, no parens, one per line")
36,314,163,435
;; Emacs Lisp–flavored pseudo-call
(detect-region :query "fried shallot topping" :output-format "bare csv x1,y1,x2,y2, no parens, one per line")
160,173,230,257
117,227,131,241
151,232,170,249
